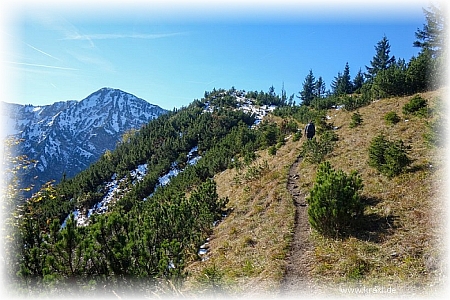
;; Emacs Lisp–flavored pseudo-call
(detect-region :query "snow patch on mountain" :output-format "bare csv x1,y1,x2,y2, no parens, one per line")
62,145,202,228
203,91,277,128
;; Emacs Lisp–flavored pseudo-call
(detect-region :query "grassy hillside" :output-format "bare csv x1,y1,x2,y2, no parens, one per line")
185,116,298,295
184,89,446,296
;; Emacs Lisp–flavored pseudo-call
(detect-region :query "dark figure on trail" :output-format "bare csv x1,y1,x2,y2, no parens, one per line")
305,120,315,140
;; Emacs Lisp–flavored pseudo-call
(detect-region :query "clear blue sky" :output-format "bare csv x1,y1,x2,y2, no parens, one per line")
1,0,430,110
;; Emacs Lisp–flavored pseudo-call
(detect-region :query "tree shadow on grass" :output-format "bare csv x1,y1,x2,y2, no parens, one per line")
344,196,399,243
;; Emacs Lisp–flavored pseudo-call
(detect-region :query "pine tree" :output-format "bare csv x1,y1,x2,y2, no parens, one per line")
331,71,342,95
298,69,316,106
281,82,287,104
332,63,353,95
414,4,446,58
268,85,275,97
44,215,87,278
371,58,408,97
352,68,365,93
315,76,326,98
406,49,433,92
365,35,396,81
342,62,353,94
307,161,364,237
368,134,412,178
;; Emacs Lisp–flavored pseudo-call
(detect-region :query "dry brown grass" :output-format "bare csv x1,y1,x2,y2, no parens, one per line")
183,135,299,296
183,89,447,296
295,89,447,294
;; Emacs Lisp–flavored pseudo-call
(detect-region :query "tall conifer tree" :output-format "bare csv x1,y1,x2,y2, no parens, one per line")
315,76,326,98
352,68,365,92
298,69,316,106
331,63,353,95
365,35,396,81
414,4,446,58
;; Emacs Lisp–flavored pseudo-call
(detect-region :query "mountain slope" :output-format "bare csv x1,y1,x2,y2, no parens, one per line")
5,88,444,298
6,87,291,297
3,88,168,195
183,89,445,296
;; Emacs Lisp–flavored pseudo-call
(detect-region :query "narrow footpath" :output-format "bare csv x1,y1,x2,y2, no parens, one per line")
280,155,317,296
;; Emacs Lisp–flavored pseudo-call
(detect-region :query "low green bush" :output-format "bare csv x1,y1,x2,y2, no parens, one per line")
307,161,364,237
300,132,335,164
350,112,363,128
403,94,428,117
384,111,400,125
368,134,412,178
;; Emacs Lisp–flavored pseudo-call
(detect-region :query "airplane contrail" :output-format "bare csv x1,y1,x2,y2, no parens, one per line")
5,61,78,70
3,31,62,61
63,32,186,41
25,42,62,61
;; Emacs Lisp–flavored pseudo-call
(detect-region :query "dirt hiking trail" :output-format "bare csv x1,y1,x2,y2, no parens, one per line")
280,155,319,296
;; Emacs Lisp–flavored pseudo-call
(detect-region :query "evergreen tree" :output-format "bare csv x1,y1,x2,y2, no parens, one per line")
414,5,446,89
315,76,326,99
342,62,353,94
307,161,364,237
352,68,365,93
44,215,87,278
298,69,316,106
406,49,433,92
268,85,275,97
371,58,408,97
414,4,446,58
368,134,412,178
365,35,396,81
331,63,353,95
281,82,287,104
331,71,342,95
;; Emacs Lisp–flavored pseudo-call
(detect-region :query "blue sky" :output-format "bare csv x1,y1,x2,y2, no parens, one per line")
2,0,431,110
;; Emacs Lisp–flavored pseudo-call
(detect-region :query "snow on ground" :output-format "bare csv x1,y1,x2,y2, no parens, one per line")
155,146,201,188
131,163,148,183
62,163,147,228
158,162,180,187
62,146,202,228
203,93,277,128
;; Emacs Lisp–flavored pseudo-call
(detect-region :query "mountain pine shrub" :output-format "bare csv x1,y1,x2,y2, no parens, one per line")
402,94,428,117
307,161,364,237
292,130,302,142
349,112,363,128
268,145,277,156
384,111,400,125
424,115,445,147
368,134,412,178
300,131,337,164
340,94,371,111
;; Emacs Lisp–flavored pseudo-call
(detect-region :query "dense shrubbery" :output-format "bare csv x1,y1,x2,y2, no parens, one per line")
273,104,323,124
9,91,298,294
307,161,364,237
339,94,372,111
424,115,445,147
7,6,444,292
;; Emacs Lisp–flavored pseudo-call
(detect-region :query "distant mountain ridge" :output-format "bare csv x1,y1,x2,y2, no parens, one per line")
2,87,168,195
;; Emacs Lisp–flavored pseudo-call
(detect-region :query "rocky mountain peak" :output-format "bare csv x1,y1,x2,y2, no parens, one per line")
3,88,168,197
